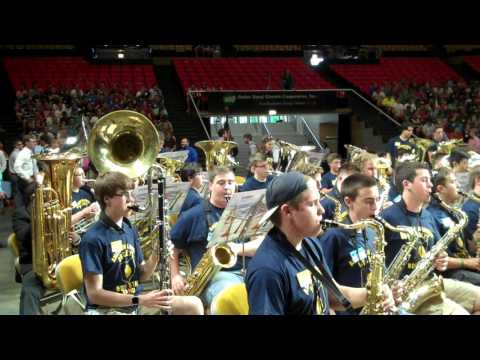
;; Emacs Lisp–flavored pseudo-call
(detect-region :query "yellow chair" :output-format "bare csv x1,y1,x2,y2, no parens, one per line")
55,254,86,312
235,176,246,186
210,283,249,315
7,233,21,278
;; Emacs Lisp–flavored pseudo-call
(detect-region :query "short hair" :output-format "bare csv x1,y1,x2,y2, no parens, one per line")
468,166,480,190
395,161,431,193
249,153,267,168
341,173,378,201
432,167,453,193
94,171,134,210
217,128,226,138
353,152,376,171
326,153,342,164
449,150,470,167
208,166,234,183
23,134,36,144
338,162,361,176
431,151,448,166
243,133,253,141
180,164,202,182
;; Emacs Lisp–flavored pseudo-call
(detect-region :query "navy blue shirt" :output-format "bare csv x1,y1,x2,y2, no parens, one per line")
386,136,416,165
71,186,95,215
178,146,199,164
320,187,348,221
246,228,331,315
461,195,480,244
239,175,274,192
388,179,401,203
380,200,441,278
179,188,203,215
319,217,377,314
79,213,144,308
171,200,249,272
428,200,470,258
321,172,337,190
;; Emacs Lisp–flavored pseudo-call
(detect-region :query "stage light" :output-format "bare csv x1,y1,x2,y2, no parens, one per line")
268,110,277,115
310,53,324,66
117,52,125,59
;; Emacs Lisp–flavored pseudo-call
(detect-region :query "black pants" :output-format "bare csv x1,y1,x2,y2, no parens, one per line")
17,177,32,207
19,270,45,315
444,268,480,286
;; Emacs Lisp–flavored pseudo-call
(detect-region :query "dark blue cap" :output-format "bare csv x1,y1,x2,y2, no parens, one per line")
260,172,309,224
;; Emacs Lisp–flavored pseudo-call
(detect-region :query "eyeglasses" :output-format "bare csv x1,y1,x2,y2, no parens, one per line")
113,190,134,198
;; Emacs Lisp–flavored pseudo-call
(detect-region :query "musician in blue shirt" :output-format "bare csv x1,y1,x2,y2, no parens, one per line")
246,172,396,315
428,167,480,286
320,153,342,192
178,165,204,215
80,171,203,315
380,161,480,314
385,123,416,166
239,153,274,192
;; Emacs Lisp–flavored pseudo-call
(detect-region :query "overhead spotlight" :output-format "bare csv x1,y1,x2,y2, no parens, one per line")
117,52,125,59
310,53,324,66
268,110,277,115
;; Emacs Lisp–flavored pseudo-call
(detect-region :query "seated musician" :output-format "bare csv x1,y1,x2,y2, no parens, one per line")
239,153,274,192
461,166,480,257
246,172,396,315
79,171,203,315
71,166,99,242
170,166,264,310
320,153,342,193
12,182,45,315
427,167,480,285
320,163,359,221
380,161,480,314
320,174,403,314
178,165,205,216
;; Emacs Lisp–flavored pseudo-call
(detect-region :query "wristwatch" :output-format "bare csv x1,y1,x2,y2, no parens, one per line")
131,296,139,306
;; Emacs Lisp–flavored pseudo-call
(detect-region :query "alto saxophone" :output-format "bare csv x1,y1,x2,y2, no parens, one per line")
399,194,468,312
322,218,389,315
458,190,480,257
322,192,345,222
373,215,422,286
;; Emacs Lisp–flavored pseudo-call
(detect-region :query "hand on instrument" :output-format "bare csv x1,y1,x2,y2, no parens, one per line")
434,250,449,272
380,284,397,313
391,280,404,305
171,274,186,295
139,289,174,311
68,231,81,246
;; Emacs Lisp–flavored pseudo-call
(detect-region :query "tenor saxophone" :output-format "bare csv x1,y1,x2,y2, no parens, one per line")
322,218,389,315
399,194,468,311
322,193,346,222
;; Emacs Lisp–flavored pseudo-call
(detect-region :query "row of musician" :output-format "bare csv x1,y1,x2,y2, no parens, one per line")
13,111,480,315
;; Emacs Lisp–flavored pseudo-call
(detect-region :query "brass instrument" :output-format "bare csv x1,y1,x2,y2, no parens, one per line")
72,213,100,236
32,152,82,289
157,157,183,182
195,140,238,171
373,216,421,286
399,194,468,311
322,218,389,315
373,157,392,210
183,193,237,297
399,276,445,314
87,110,161,177
322,192,346,222
411,137,433,162
436,139,463,155
458,191,480,257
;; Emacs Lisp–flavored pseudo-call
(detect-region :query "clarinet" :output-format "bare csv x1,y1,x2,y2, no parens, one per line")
156,174,171,292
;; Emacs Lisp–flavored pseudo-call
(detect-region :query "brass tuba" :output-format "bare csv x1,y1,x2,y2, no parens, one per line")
32,152,82,289
195,140,238,171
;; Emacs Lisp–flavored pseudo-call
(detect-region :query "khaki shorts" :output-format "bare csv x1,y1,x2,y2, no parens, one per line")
415,278,479,315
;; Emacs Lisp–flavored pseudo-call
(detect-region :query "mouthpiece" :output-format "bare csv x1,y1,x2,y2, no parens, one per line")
128,204,145,212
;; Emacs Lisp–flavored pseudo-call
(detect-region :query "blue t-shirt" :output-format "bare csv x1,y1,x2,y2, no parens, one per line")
319,218,377,314
71,186,95,215
178,146,199,163
321,172,337,190
246,228,331,315
320,187,348,221
428,200,470,258
239,175,274,192
179,188,203,215
79,213,144,308
388,178,401,203
386,136,416,165
461,196,480,244
380,199,441,279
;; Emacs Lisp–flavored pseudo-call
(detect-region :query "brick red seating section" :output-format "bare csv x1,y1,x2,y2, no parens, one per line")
464,56,480,74
173,57,335,92
4,57,157,91
331,58,461,93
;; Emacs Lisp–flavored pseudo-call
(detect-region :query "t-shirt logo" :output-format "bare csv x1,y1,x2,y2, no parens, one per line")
296,269,314,296
72,198,91,210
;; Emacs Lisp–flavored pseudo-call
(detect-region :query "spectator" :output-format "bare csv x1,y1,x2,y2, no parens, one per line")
178,137,199,164
243,133,257,157
281,69,294,90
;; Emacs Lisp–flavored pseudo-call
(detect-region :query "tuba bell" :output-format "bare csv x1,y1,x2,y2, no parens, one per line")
195,140,238,171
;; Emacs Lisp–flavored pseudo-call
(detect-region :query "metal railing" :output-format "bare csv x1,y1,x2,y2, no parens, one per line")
292,115,323,150
188,90,211,140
